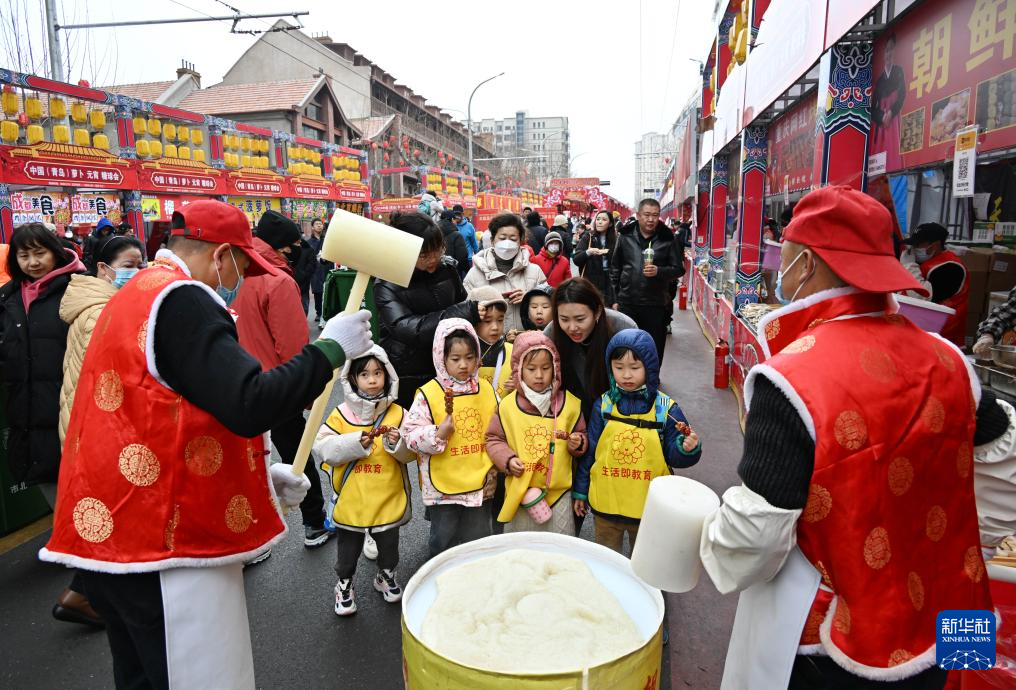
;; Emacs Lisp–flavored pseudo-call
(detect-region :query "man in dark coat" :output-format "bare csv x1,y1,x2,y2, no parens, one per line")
438,209,469,279
525,212,548,255
82,217,115,272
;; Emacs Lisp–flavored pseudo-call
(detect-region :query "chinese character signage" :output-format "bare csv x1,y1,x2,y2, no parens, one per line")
767,96,817,195
289,198,328,222
953,125,979,196
232,179,283,196
334,182,370,203
227,196,281,225
0,145,138,189
143,170,222,194
9,191,70,225
871,0,1016,174
937,610,996,670
70,193,122,225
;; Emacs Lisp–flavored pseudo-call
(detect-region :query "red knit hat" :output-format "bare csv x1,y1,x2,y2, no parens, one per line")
782,185,928,296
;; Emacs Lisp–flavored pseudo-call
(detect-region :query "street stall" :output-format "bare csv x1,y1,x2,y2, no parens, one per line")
474,192,522,231
370,196,419,222
135,157,226,257
544,177,607,218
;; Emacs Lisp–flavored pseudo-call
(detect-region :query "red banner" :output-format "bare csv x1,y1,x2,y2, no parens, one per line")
548,177,599,189
229,175,284,196
137,163,226,196
288,179,333,199
871,0,1016,174
767,96,817,195
1,144,138,189
371,197,419,213
335,183,369,202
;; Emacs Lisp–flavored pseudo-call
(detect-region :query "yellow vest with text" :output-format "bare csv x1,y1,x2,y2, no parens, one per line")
420,378,496,495
479,341,513,399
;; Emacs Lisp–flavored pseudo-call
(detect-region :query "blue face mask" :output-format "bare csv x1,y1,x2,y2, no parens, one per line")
214,250,244,307
112,267,139,289
774,251,808,306
913,247,931,263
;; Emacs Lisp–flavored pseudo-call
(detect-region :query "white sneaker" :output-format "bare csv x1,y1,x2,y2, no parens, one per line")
373,568,403,603
243,547,271,567
334,578,357,616
317,318,326,329
362,532,378,560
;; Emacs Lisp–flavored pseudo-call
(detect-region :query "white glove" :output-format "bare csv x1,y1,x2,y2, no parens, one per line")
320,309,373,360
269,463,311,508
974,334,996,358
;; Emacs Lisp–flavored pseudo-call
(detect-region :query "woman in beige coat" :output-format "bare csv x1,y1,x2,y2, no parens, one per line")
463,213,547,332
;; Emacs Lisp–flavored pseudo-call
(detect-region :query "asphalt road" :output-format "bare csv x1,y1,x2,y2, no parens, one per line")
0,306,744,690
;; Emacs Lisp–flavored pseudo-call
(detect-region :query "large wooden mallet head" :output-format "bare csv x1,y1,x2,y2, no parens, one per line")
291,209,422,477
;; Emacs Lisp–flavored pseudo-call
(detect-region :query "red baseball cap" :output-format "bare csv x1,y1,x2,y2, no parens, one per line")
170,200,276,276
782,185,928,296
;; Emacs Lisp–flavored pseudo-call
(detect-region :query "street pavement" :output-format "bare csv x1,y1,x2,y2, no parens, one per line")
0,306,745,689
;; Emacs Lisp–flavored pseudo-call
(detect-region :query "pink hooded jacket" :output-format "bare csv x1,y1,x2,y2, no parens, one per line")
484,331,587,473
402,317,496,507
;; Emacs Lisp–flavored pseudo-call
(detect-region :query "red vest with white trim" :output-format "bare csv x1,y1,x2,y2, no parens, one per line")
758,290,991,677
42,260,284,572
919,249,969,345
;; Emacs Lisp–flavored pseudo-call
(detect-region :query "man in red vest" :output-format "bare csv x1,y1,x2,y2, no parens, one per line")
40,201,373,689
699,186,1016,689
900,221,969,345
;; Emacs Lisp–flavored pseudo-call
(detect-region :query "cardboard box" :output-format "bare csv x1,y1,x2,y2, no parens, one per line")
962,247,994,273
965,270,991,347
990,252,1016,292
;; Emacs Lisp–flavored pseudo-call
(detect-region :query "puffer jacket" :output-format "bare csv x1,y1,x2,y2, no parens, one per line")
233,237,309,372
463,248,547,332
375,257,477,407
58,274,117,443
1,254,86,484
573,230,616,305
609,220,684,307
530,247,572,288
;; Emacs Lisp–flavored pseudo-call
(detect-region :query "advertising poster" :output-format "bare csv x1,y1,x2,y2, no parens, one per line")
227,196,281,225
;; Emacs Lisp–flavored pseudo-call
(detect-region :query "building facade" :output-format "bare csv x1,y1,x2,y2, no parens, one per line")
474,112,570,188
633,132,673,204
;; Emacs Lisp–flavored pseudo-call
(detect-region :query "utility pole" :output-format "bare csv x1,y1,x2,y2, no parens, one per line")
467,72,504,178
44,0,64,82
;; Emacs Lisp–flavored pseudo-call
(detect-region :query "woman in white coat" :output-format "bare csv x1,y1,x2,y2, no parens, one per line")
463,212,546,332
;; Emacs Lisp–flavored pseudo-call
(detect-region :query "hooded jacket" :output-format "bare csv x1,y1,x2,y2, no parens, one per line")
234,237,309,372
573,328,700,513
439,217,469,277
531,243,572,288
82,217,115,272
485,331,587,473
402,318,495,507
58,274,118,442
463,248,547,332
610,219,684,307
520,285,554,331
0,249,87,483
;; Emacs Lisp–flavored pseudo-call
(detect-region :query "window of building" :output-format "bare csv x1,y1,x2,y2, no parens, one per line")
305,102,323,122
302,124,322,139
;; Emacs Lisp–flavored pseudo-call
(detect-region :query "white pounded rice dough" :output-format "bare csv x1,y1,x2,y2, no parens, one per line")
421,549,644,673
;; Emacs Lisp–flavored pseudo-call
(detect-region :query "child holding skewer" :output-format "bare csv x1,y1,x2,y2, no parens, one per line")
313,345,415,617
572,328,701,555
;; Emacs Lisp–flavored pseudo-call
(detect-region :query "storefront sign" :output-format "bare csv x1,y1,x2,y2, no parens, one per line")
335,183,369,202
289,198,328,222
71,193,122,225
233,179,283,195
767,96,817,196
227,196,281,224
953,125,978,197
870,0,1016,174
140,195,210,222
291,181,332,198
23,161,124,186
9,190,69,225
371,197,419,214
548,177,600,189
149,171,218,193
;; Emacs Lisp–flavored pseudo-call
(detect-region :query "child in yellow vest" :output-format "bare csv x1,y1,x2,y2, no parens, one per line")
573,329,701,555
403,317,497,556
313,345,415,617
468,285,515,400
486,331,588,533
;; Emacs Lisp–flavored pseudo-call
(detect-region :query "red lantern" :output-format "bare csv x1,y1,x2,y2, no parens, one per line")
413,149,420,157
371,141,378,150
383,152,390,162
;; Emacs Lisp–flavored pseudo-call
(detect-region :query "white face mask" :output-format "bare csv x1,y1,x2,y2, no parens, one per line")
546,242,561,255
493,240,520,260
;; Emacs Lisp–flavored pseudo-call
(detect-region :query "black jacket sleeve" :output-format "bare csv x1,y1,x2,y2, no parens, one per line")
154,285,334,437
928,263,965,303
609,235,625,303
374,278,478,349
654,237,684,284
573,234,591,270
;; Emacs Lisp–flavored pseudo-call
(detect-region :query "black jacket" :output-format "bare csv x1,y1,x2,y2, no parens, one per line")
292,237,317,295
439,219,469,278
610,220,685,307
0,274,75,484
375,257,477,382
526,224,548,255
573,231,616,305
82,230,113,272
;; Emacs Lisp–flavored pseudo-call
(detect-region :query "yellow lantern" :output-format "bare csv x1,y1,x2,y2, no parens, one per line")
190,128,203,146
261,138,270,153
135,139,151,157
26,124,44,144
73,128,90,146
147,118,161,136
241,154,251,168
261,155,270,169
89,109,106,130
709,69,715,92
93,133,110,150
50,97,67,120
25,96,43,120
178,146,191,160
178,125,189,142
71,102,87,123
133,116,147,135
2,90,18,116
193,148,206,163
150,140,163,158
53,124,70,143
240,137,250,152
735,28,748,64
0,120,18,143
165,143,178,158
164,123,177,141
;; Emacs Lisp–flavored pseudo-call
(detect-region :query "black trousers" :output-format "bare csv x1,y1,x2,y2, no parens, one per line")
334,528,399,579
490,474,506,535
788,656,947,690
312,291,324,320
620,303,669,363
270,414,325,527
77,570,168,690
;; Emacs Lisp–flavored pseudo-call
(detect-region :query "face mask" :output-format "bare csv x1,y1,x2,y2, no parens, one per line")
287,244,302,265
214,249,244,307
493,240,520,261
546,243,561,256
774,250,809,306
112,267,139,289
913,247,931,263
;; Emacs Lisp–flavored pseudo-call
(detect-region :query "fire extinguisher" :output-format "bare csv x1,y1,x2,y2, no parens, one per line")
714,339,730,389
678,282,688,310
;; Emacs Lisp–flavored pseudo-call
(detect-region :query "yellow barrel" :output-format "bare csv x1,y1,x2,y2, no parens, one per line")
402,533,664,689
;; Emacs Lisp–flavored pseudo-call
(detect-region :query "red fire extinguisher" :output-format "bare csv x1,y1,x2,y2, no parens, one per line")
714,339,730,389
678,283,688,310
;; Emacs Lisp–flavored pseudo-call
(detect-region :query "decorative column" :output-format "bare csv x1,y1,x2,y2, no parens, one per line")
812,42,873,191
0,183,13,243
322,145,335,179
735,126,768,308
208,124,225,170
124,190,145,246
716,12,736,93
113,103,136,158
708,156,729,279
695,165,711,264
273,134,288,175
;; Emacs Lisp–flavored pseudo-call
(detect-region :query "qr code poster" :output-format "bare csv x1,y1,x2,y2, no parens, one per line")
937,610,996,671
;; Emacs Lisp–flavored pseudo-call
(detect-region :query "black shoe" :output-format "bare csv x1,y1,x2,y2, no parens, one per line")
52,589,105,629
304,524,331,548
